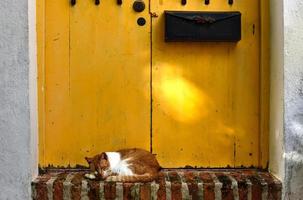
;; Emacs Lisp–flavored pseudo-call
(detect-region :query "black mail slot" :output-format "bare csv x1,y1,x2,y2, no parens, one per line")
165,11,241,42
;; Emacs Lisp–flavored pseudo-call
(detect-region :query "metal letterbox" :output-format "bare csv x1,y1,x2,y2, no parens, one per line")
165,11,241,42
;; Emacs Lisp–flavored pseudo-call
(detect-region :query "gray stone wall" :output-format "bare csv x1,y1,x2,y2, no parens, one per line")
283,1,303,199
0,0,36,199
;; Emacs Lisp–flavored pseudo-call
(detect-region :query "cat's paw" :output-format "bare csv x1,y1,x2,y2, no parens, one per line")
106,176,118,182
85,173,96,180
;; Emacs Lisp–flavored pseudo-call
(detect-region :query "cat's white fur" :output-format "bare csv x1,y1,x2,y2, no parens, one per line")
85,151,134,180
85,173,96,179
105,152,133,176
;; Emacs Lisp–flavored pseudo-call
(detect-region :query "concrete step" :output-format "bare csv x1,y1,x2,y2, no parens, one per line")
32,169,281,200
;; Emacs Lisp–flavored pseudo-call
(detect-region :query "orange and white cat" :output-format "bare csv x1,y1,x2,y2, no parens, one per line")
85,148,161,182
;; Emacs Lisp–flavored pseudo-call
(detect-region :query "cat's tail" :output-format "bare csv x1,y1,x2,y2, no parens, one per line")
106,173,158,183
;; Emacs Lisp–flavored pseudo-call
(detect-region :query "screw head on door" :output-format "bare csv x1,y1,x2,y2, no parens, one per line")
133,0,145,12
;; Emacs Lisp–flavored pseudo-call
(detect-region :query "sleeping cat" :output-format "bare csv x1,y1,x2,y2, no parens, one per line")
84,148,161,182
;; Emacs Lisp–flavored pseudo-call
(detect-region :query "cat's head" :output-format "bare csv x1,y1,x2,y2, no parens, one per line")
85,152,110,179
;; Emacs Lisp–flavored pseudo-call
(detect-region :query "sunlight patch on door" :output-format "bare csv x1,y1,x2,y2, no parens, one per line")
154,65,214,123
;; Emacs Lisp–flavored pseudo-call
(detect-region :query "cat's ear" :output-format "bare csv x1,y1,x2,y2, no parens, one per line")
85,157,93,163
100,152,108,160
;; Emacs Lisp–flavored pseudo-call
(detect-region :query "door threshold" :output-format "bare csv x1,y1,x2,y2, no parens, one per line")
32,169,281,199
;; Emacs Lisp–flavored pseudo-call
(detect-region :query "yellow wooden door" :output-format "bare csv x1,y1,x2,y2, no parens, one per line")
39,0,267,168
151,1,262,168
39,0,151,167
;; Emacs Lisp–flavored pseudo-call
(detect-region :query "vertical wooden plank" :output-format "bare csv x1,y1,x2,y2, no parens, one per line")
40,0,151,166
259,0,270,169
67,0,151,165
37,0,46,166
38,0,71,166
151,0,261,167
43,0,71,166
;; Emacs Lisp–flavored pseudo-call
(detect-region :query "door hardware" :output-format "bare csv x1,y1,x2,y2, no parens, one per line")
133,1,145,12
71,0,76,6
150,12,158,18
165,11,241,42
137,17,146,26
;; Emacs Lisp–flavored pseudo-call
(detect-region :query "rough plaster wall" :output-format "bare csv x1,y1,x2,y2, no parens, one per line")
283,0,303,199
0,0,36,199
269,0,285,181
28,0,38,184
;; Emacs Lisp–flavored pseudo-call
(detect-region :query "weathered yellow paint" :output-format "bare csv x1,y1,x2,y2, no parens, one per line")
40,0,150,167
38,0,269,168
37,0,45,165
151,1,261,167
259,0,270,168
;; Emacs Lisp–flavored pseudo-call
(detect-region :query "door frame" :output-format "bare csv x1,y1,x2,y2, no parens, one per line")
36,0,270,168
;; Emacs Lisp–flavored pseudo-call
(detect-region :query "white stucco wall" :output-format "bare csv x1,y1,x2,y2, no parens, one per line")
270,0,303,199
282,1,303,199
0,0,37,199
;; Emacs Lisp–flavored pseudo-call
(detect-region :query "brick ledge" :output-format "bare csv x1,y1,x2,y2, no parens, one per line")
32,169,281,200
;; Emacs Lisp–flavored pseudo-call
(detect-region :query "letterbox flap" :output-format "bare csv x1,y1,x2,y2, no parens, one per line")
165,11,241,25
165,11,242,42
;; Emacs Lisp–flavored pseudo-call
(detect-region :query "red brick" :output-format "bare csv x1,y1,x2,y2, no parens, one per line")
244,171,262,200
53,173,67,200
259,172,282,200
200,171,214,183
71,173,83,200
183,171,200,199
88,179,100,200
32,169,282,200
156,172,166,200
168,171,182,200
104,182,116,200
230,171,249,200
32,174,51,200
216,173,233,200
123,183,133,200
200,172,215,200
140,183,151,200
204,183,215,200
